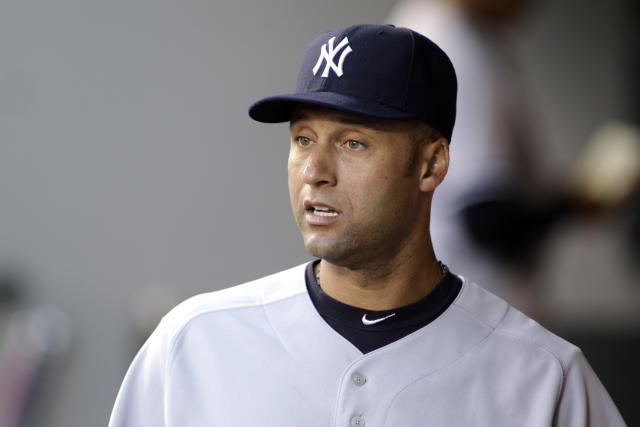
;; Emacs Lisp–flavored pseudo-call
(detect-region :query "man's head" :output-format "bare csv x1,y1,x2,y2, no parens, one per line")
248,24,457,268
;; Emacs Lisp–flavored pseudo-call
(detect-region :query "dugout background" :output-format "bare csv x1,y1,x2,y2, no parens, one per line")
0,0,638,425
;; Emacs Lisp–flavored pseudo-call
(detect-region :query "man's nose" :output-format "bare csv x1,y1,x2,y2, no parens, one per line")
302,145,337,187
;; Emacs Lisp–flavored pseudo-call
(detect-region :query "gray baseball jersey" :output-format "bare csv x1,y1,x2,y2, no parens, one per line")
109,263,625,426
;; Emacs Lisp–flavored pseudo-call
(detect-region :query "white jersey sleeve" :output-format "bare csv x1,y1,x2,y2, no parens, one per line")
108,315,171,426
554,349,625,426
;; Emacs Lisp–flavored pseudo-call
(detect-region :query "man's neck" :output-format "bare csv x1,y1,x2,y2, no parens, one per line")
315,246,443,311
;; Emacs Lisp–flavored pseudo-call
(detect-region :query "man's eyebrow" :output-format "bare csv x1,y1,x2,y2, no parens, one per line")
290,111,387,130
289,112,309,128
333,115,386,130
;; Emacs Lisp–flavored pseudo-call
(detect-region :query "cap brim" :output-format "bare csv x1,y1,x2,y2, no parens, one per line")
248,91,416,123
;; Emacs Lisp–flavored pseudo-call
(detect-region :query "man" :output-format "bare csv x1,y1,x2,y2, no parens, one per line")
109,24,625,426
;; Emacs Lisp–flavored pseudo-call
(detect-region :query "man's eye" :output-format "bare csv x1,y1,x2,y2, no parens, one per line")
346,140,363,150
297,136,312,146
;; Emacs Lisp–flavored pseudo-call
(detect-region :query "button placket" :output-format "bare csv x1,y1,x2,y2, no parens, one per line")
348,371,367,425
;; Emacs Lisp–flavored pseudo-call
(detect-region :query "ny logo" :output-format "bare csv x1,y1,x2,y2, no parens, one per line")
312,36,352,78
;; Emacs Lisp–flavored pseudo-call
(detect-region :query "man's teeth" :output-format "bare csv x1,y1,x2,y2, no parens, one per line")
313,207,338,217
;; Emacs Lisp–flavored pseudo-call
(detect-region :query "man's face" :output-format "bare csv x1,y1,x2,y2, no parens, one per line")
288,105,428,268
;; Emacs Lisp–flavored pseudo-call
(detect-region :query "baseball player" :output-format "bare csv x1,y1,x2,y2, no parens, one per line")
109,24,625,426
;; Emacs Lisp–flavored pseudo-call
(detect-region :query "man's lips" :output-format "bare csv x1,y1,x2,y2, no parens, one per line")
304,201,340,225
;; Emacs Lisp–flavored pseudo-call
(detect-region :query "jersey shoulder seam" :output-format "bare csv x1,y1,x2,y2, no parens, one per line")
491,327,566,407
450,282,567,385
453,281,567,406
449,279,510,331
163,265,308,370
453,290,568,375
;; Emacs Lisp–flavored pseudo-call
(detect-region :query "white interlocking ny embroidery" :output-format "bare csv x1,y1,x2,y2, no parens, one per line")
312,36,352,78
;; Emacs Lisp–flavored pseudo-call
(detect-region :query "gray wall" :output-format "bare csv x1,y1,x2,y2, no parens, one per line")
0,0,637,426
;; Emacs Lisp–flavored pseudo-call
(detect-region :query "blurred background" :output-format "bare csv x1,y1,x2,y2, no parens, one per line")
0,0,638,425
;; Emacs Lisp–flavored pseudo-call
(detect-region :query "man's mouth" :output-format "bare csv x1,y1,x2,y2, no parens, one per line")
304,202,340,224
309,206,339,217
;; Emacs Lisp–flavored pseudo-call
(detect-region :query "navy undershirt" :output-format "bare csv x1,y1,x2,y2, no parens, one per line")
305,260,463,354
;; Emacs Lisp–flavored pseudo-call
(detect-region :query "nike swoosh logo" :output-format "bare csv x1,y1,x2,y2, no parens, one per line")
361,312,396,326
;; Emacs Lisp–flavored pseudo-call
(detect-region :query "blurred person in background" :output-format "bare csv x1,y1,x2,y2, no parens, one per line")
388,0,608,317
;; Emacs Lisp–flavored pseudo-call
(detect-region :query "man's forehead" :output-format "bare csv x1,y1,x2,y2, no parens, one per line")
289,104,421,133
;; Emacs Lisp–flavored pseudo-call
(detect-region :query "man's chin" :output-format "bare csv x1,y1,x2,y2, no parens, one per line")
303,240,362,269
303,242,331,260
303,235,340,260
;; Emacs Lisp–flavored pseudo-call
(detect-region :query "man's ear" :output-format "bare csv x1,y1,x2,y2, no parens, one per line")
419,137,449,193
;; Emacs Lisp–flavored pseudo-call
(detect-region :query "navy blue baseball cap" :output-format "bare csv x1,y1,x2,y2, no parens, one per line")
249,24,457,142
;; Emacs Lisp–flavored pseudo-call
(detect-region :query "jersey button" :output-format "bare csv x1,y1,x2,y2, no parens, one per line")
350,415,365,426
351,372,366,386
